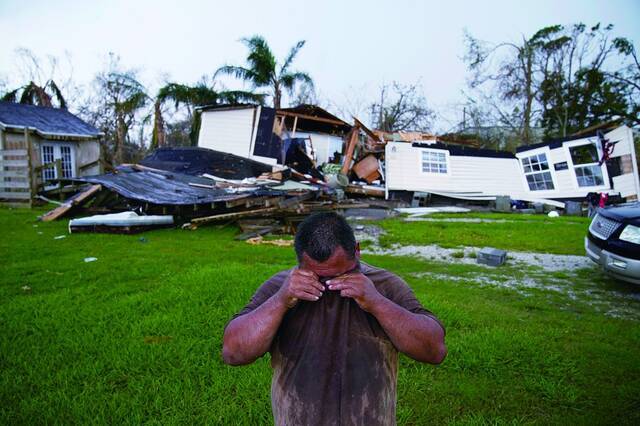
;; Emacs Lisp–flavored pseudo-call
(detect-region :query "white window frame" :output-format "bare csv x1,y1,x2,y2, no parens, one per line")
418,148,450,175
40,143,77,184
517,147,557,192
563,138,609,191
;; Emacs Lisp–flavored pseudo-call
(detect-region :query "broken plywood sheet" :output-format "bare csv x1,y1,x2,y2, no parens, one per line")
40,184,102,222
351,155,381,184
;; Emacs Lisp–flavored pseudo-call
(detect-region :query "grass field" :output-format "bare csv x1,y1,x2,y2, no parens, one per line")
1,206,639,424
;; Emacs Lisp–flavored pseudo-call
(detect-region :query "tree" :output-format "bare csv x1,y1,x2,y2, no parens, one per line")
464,26,566,144
537,24,630,137
151,81,264,148
1,79,68,109
608,37,640,127
81,54,149,164
216,35,313,109
1,48,80,110
370,81,435,132
464,23,637,143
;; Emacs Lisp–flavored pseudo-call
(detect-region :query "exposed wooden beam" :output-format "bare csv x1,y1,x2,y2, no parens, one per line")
353,117,381,142
341,127,360,175
277,111,348,126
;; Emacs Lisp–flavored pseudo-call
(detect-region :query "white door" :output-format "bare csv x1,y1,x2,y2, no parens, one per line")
41,144,76,182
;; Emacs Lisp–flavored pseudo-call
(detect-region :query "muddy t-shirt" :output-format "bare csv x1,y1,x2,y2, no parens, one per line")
232,262,443,426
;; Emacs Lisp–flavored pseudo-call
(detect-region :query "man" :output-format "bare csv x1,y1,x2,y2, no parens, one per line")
223,212,446,425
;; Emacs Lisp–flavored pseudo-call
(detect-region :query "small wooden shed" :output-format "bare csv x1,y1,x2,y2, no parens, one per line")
0,102,103,205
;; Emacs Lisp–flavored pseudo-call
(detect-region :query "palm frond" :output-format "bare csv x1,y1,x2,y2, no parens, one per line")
280,71,314,92
215,65,264,86
241,35,276,84
1,89,19,103
280,40,306,74
218,90,266,105
19,82,52,107
46,80,68,109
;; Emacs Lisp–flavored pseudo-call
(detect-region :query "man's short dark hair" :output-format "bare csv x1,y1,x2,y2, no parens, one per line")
294,212,356,262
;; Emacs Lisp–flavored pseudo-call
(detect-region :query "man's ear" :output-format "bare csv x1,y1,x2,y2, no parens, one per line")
355,242,361,259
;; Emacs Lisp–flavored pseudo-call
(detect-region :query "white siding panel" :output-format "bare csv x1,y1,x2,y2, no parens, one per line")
76,140,101,176
605,126,632,157
198,107,257,157
385,142,523,196
548,147,566,164
613,174,637,198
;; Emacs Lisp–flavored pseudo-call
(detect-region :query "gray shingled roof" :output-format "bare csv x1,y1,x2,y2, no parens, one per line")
0,101,101,138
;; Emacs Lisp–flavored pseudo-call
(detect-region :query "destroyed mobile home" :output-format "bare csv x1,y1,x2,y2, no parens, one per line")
2,102,638,235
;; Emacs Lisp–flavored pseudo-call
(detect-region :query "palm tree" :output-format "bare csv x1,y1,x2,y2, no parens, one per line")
216,35,313,109
1,80,67,109
152,82,264,148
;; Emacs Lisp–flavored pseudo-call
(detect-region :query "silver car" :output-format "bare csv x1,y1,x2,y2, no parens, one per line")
585,203,640,285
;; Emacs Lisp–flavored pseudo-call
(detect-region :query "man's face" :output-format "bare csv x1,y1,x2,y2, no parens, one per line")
300,244,360,284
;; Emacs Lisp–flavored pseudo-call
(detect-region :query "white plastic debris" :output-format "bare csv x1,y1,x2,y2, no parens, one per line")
84,257,98,263
547,211,560,218
54,235,66,240
69,211,173,228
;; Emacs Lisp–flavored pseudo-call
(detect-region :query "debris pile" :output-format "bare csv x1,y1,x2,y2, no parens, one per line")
39,147,374,234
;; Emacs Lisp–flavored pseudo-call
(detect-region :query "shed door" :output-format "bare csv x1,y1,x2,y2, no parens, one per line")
41,143,76,182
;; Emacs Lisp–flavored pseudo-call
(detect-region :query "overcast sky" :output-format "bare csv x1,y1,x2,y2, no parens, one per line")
1,0,639,132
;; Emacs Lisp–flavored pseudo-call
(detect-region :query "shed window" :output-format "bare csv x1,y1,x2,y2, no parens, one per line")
421,150,447,174
521,153,555,190
60,146,73,178
569,143,604,187
41,145,55,181
40,144,75,182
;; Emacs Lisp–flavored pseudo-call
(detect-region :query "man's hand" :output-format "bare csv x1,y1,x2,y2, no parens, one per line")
326,273,383,312
277,269,325,308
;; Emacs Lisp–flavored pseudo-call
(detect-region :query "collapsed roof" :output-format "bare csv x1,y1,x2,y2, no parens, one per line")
139,147,273,179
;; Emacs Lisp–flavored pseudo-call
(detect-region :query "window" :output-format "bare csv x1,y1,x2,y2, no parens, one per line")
575,165,604,187
521,153,555,190
40,144,75,182
570,144,598,165
41,145,55,181
60,146,73,178
569,143,604,187
421,150,447,174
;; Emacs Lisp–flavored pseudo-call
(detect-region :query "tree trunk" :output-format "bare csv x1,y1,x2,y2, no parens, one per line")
151,100,166,149
115,115,127,165
522,47,534,145
273,83,281,109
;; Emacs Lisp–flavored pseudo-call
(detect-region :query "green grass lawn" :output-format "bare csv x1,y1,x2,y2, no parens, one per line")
1,206,639,425
376,213,592,255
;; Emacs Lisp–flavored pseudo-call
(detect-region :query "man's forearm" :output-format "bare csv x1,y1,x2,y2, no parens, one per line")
222,292,289,365
369,296,446,364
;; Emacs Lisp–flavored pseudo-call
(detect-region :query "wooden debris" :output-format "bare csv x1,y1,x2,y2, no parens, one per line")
234,226,276,241
341,127,360,175
187,206,279,227
345,184,385,197
40,184,102,222
246,236,294,247
352,155,381,183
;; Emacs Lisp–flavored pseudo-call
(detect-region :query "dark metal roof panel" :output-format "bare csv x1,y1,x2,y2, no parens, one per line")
73,166,280,205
